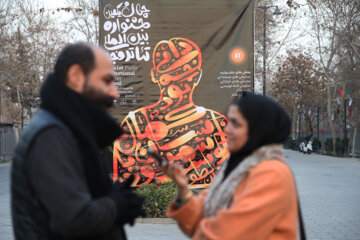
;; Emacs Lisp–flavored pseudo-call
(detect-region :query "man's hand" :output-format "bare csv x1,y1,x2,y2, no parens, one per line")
108,182,145,226
120,174,135,188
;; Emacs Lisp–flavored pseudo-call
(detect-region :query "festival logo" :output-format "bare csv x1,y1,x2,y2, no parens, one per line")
103,1,151,62
113,38,229,188
229,47,247,65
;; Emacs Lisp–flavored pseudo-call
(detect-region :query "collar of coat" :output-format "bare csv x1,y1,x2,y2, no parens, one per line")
40,73,122,148
204,144,284,217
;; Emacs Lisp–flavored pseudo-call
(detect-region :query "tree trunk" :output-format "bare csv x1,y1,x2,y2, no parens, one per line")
21,107,24,129
14,123,20,143
292,109,297,139
16,86,24,128
326,86,336,155
291,105,298,139
339,82,347,139
352,127,357,158
305,116,313,137
27,107,33,119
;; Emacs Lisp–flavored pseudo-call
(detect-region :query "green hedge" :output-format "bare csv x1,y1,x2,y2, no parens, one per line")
312,137,320,152
284,136,292,149
325,138,333,153
324,138,349,156
134,182,177,218
335,138,349,156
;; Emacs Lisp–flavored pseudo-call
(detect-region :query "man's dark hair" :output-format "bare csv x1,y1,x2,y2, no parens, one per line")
54,42,96,82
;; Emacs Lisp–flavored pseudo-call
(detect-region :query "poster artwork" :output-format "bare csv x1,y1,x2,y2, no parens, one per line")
114,38,229,187
103,1,151,62
100,0,254,188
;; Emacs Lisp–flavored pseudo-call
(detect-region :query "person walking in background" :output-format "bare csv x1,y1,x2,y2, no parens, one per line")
11,43,144,240
291,137,296,150
160,91,303,239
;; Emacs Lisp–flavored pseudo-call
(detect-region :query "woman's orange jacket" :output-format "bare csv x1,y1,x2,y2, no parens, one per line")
167,160,298,240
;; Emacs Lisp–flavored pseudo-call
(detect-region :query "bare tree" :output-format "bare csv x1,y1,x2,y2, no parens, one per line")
65,0,99,44
0,0,68,126
255,0,309,94
334,5,360,156
254,0,282,93
305,0,359,154
272,50,326,139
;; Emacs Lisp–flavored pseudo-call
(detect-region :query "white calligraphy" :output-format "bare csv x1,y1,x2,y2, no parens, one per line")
103,1,151,62
217,70,252,96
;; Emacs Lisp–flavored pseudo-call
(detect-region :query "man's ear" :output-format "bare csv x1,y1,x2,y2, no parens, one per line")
66,64,86,93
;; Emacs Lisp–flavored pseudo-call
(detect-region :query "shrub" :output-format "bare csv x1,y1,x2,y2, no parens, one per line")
324,138,349,156
312,137,320,152
335,138,349,156
134,181,177,218
325,138,333,154
284,136,293,149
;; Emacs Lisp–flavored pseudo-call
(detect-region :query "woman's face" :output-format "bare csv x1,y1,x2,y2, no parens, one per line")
224,105,249,153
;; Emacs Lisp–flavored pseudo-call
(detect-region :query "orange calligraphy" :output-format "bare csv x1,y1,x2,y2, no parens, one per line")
113,38,229,188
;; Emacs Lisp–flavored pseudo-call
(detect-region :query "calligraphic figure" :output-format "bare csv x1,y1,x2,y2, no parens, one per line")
113,38,228,187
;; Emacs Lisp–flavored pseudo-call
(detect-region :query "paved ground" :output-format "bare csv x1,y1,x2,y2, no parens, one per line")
285,150,360,240
0,163,12,239
1,150,360,239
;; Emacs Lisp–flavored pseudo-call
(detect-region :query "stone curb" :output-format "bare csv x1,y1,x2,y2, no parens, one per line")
136,218,176,224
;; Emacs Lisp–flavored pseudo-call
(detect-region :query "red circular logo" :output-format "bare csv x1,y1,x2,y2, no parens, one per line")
229,47,247,65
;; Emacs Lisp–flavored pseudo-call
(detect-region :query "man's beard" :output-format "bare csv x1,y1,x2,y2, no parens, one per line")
83,81,114,109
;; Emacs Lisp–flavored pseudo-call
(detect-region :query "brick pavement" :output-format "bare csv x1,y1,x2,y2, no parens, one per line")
0,150,359,240
0,163,13,239
286,150,360,240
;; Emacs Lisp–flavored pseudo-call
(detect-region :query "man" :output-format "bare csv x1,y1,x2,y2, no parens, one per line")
113,38,228,188
11,43,144,240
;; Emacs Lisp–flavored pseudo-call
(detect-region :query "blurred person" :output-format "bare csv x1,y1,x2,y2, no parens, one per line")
299,141,305,153
160,92,304,239
11,43,144,240
306,141,313,154
290,137,296,150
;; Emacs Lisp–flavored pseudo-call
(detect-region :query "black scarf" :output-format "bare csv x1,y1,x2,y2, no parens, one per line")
40,73,122,198
223,91,291,179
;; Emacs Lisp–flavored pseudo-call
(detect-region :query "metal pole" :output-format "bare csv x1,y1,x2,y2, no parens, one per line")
299,113,302,138
0,90,2,123
21,107,24,129
263,8,267,96
344,99,347,156
298,112,301,140
317,107,320,141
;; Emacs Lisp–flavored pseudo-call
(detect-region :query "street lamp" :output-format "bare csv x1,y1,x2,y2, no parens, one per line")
257,5,282,96
344,98,348,157
0,89,2,123
298,111,302,140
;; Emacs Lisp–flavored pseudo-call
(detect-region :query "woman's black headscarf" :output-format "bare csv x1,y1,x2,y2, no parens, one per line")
223,91,291,179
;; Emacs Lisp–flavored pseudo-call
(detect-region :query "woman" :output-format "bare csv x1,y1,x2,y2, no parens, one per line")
160,92,301,240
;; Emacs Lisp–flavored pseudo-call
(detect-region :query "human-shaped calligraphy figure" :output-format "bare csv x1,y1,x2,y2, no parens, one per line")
113,38,228,187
